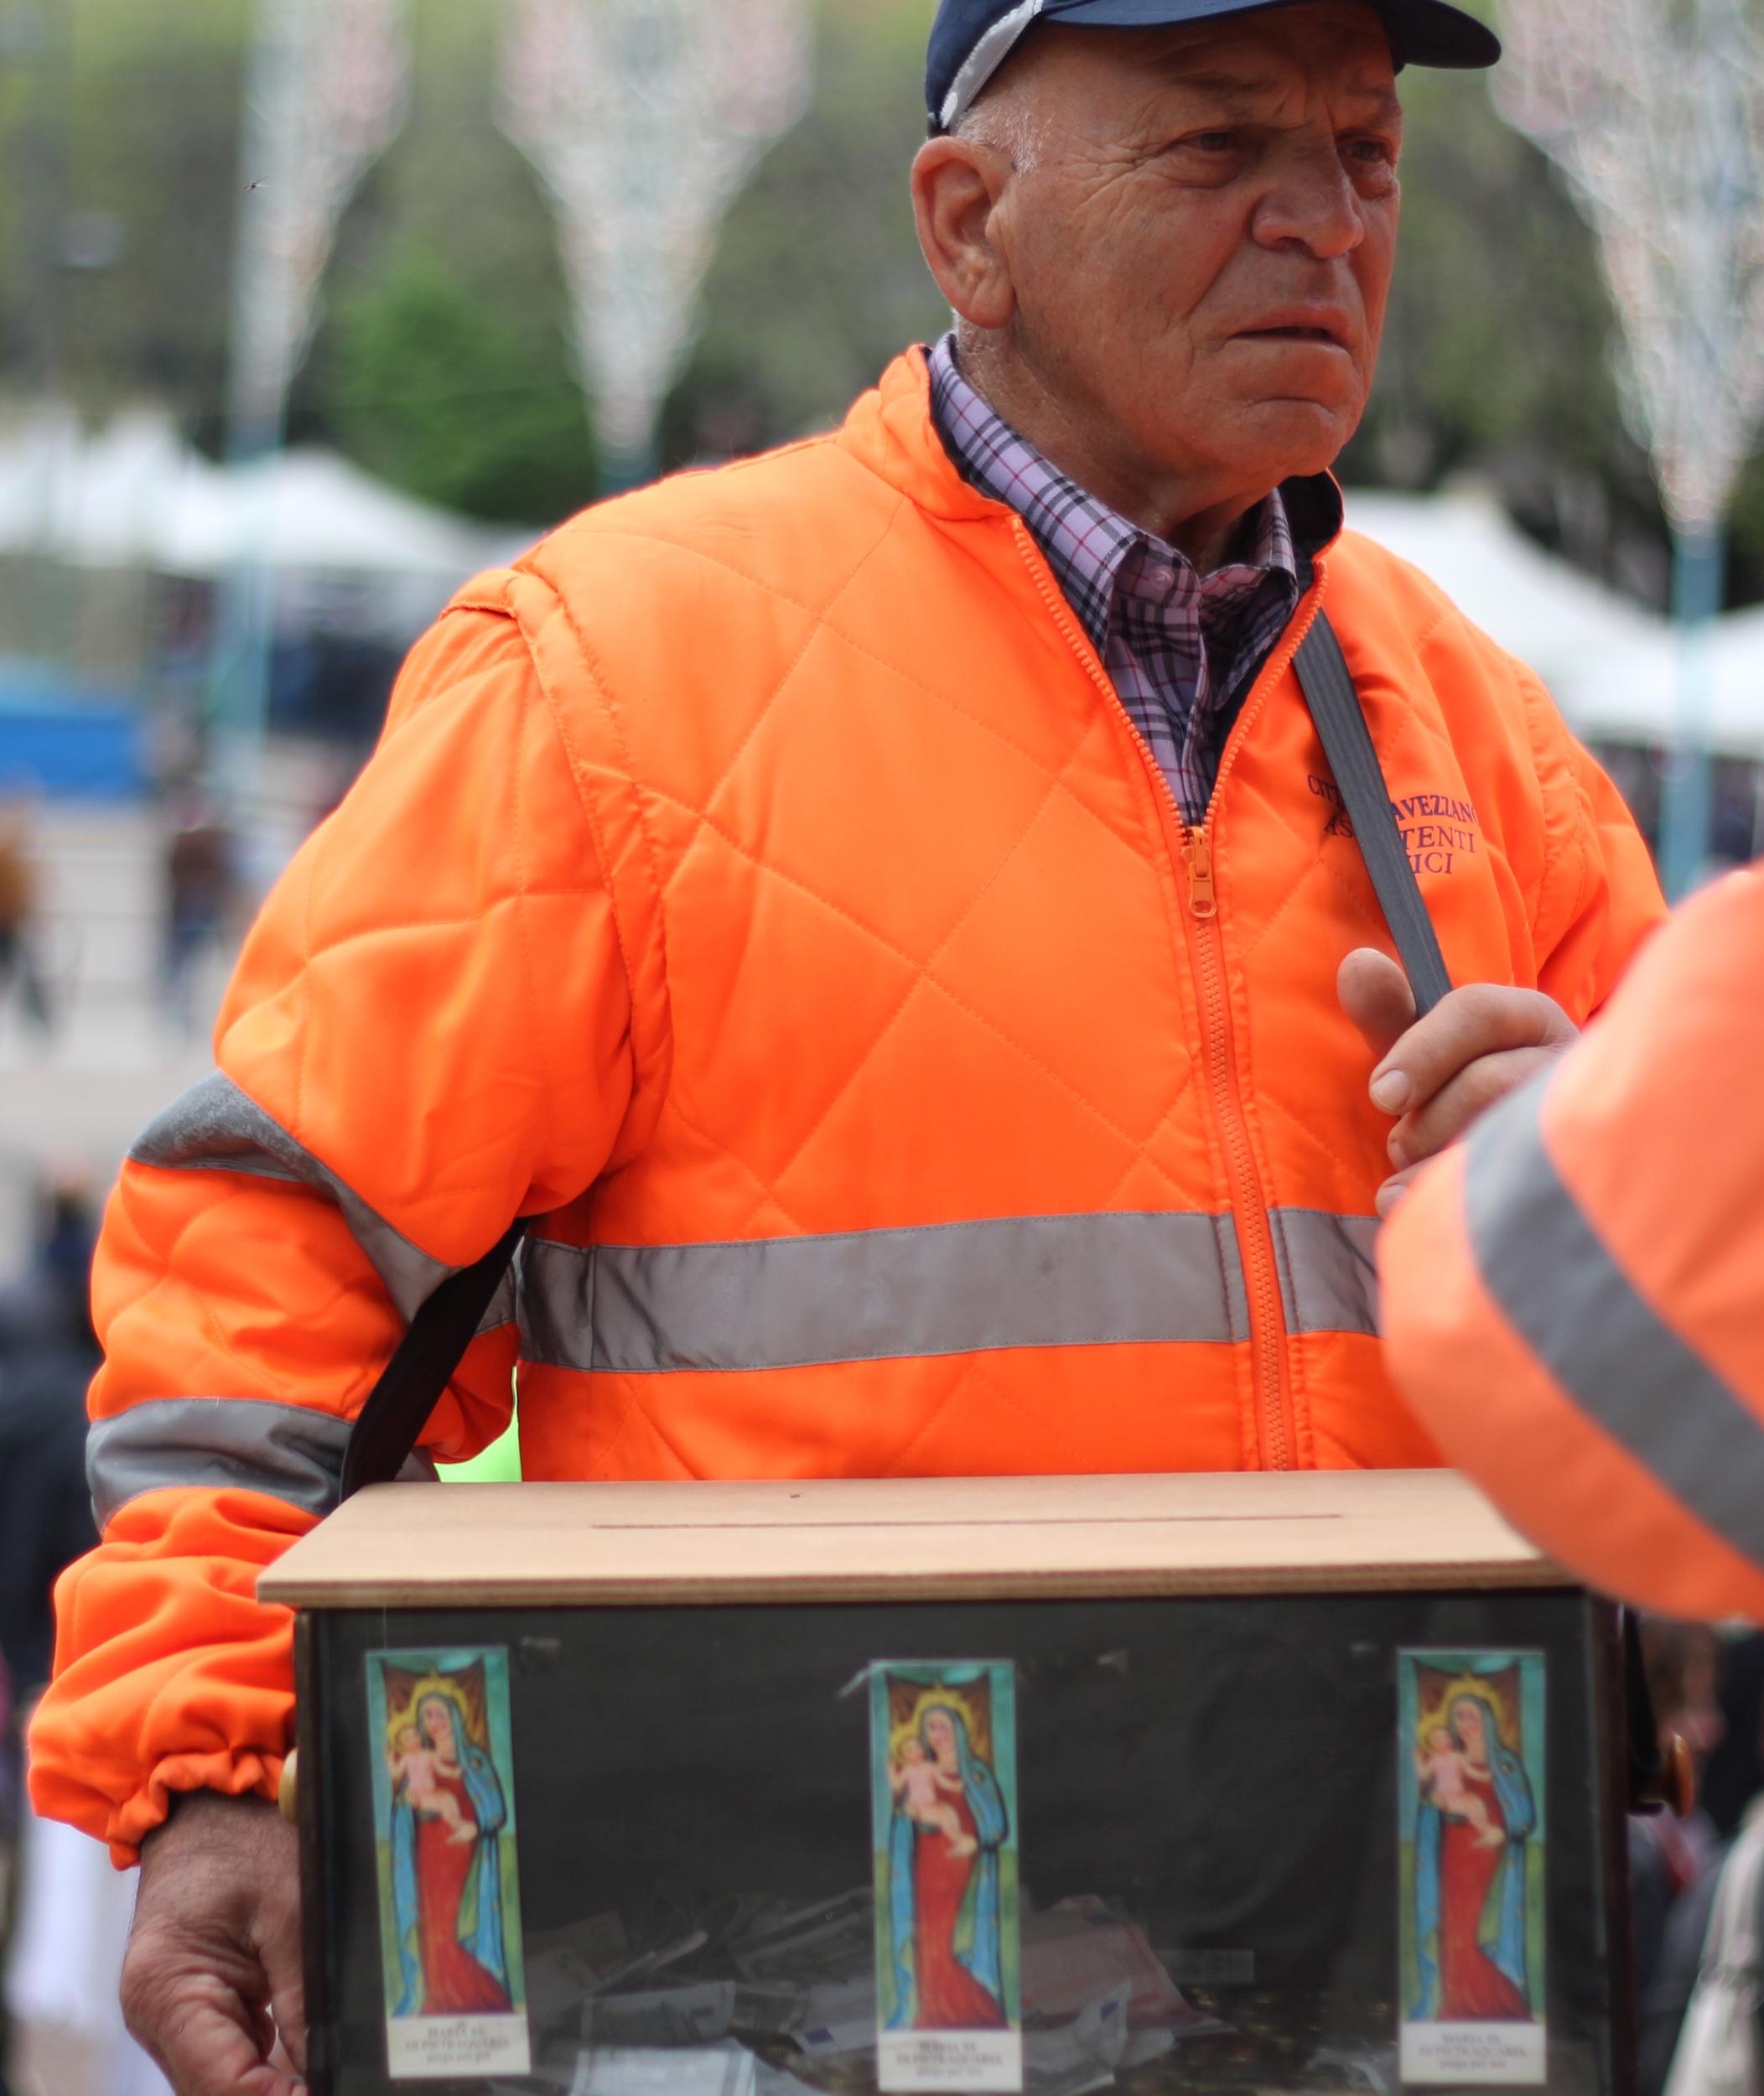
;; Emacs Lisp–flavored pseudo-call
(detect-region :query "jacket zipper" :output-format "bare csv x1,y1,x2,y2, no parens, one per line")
1009,517,1328,1471
1178,824,1291,1469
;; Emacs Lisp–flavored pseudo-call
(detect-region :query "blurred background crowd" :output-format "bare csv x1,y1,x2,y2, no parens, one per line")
5,0,1764,2090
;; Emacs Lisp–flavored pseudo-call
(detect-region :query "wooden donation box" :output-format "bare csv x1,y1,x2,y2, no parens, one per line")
262,1471,1633,2096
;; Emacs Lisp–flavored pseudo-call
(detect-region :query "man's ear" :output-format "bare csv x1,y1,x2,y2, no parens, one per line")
911,133,1016,331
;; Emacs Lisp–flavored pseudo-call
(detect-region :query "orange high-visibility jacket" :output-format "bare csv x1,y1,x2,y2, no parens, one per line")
1382,866,1764,1625
31,350,1663,1860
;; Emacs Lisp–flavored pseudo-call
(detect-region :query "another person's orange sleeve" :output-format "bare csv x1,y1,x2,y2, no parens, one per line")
1382,867,1764,1624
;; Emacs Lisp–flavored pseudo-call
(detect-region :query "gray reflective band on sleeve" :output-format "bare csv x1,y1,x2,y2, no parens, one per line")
478,1253,520,1337
520,1211,1256,1376
87,1398,354,1529
1270,1210,1381,1337
131,1071,457,1320
1466,1077,1764,1570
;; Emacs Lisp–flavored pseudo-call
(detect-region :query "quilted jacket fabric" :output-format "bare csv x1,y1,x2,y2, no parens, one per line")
31,348,1664,1859
1383,866,1764,1625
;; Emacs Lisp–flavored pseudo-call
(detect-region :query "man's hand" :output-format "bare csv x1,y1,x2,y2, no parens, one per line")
122,1792,305,2096
1338,950,1578,1217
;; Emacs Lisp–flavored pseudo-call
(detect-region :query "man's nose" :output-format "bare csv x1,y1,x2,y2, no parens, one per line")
1252,143,1367,261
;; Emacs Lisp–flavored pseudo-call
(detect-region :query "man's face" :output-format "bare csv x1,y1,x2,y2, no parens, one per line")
983,1,1402,502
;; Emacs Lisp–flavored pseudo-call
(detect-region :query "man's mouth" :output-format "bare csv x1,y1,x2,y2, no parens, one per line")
1237,314,1351,349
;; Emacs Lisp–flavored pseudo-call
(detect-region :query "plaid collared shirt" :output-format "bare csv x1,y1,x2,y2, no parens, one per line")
928,335,1300,824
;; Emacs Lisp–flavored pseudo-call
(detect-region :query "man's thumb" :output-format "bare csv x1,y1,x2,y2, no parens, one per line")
258,1881,307,2074
1337,947,1417,1063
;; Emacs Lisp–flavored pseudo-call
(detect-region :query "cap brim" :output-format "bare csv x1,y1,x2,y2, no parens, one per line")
1040,0,1500,69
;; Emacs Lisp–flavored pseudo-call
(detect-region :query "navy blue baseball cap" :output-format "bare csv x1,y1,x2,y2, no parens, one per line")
927,0,1500,132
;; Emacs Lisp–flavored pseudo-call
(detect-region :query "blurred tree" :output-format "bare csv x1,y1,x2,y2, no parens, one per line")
309,241,597,523
1,0,244,430
296,0,596,522
1338,58,1672,601
14,0,1764,612
660,2,947,462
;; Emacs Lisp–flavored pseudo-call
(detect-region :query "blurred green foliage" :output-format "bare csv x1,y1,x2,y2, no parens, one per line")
319,245,596,524
7,0,1764,603
304,0,599,521
4,0,245,418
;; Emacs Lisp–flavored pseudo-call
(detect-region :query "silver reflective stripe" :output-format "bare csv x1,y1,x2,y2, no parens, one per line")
1466,1077,1764,1569
132,1071,456,1320
88,1397,353,1528
521,1211,1249,1375
478,1244,521,1337
1270,1209,1381,1336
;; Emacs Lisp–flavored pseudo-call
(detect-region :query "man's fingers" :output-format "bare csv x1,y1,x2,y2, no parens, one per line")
1348,971,1579,1188
1337,948,1417,1063
1367,982,1576,1119
1387,1047,1556,1170
125,1794,306,2096
122,1954,301,2096
1376,1162,1427,1219
258,1877,308,2074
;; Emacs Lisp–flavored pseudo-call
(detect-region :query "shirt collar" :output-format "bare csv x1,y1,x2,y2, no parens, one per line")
926,333,1299,649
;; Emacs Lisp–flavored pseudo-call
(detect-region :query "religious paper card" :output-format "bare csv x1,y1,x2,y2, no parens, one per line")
1398,1649,1547,2086
366,1646,532,2080
869,1660,1023,2093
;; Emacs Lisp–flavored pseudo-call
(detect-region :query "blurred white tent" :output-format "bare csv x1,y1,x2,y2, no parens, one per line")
1348,485,1764,760
158,448,506,580
0,410,524,633
0,408,200,570
14,418,1764,757
1345,485,1669,727
1560,606,1764,761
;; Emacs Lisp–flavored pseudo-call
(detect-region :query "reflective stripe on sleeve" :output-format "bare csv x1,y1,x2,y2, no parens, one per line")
478,1247,521,1336
517,1208,1372,1376
1270,1209,1380,1336
87,1398,354,1528
132,1071,459,1320
1466,1077,1764,1571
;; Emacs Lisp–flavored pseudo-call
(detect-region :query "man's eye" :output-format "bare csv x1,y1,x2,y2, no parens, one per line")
1184,131,1241,153
1345,137,1397,167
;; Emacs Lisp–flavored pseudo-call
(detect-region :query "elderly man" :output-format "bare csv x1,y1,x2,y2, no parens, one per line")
32,0,1663,2088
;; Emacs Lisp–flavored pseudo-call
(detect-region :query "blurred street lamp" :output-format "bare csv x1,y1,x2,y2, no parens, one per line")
500,0,812,492
4,0,71,666
210,0,409,800
1497,0,1764,900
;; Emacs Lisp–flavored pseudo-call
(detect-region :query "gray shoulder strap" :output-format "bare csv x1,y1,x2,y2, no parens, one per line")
1293,611,1454,1018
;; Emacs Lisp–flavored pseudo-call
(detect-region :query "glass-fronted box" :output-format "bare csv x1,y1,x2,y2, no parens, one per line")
262,1471,1634,2096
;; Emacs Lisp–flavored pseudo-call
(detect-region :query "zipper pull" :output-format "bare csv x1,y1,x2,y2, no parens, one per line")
1185,828,1217,920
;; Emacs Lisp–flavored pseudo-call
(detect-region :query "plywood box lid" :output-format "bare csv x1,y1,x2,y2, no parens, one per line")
259,1470,1566,1609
